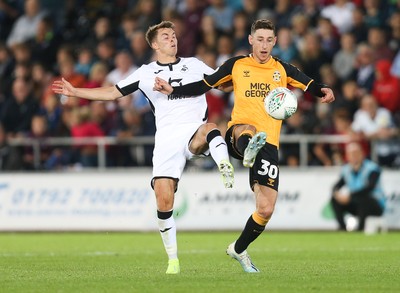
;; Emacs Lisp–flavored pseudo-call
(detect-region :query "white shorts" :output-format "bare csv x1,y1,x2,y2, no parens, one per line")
152,123,209,180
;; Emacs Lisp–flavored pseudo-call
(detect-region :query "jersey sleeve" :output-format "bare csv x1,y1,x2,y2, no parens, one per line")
115,68,141,96
172,56,246,96
204,55,246,87
277,58,313,91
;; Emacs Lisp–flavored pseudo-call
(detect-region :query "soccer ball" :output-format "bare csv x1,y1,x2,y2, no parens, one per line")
264,87,298,120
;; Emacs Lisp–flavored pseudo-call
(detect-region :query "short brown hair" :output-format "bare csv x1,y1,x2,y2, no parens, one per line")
251,19,276,35
145,21,175,47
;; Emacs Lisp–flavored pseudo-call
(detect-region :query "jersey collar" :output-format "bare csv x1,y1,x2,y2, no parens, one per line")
156,57,181,67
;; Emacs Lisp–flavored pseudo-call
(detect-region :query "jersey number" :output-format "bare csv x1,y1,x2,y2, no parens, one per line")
257,159,278,178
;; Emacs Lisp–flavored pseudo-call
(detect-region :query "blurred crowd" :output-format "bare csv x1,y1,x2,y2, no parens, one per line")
0,0,399,171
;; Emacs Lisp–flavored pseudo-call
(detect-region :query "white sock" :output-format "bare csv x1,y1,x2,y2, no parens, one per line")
158,213,178,260
208,130,230,165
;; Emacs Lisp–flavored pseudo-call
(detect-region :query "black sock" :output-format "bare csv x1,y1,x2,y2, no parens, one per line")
235,215,265,254
237,134,252,156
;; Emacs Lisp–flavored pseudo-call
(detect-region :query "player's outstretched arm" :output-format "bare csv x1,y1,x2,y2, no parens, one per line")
52,77,122,101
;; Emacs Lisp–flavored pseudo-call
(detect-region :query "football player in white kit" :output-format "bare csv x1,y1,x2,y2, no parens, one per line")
52,21,234,274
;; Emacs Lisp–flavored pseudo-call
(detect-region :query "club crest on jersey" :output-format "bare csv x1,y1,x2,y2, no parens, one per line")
180,65,188,73
243,70,250,77
272,71,281,82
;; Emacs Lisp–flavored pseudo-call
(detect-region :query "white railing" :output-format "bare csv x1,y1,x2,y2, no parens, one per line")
7,134,383,169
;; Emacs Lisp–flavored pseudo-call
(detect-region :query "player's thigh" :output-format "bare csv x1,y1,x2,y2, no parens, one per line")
250,142,280,191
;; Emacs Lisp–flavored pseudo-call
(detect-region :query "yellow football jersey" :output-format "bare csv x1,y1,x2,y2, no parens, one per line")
204,55,314,147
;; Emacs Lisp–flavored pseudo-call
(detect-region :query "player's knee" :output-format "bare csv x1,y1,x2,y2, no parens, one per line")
257,206,274,220
156,193,174,210
204,122,218,133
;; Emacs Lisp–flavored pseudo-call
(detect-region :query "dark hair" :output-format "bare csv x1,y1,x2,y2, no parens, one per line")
145,21,175,47
251,19,276,35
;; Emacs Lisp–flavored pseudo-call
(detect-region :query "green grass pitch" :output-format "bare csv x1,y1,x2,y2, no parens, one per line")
1,231,399,293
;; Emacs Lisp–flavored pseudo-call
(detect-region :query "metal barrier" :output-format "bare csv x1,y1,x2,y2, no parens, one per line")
7,134,385,169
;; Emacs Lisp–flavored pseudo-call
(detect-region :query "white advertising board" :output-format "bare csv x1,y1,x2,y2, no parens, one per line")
0,169,399,231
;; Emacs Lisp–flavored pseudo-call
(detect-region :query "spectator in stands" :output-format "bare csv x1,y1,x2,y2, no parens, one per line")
29,15,62,70
68,106,105,167
391,50,400,78
280,109,305,166
320,0,355,34
74,46,95,77
292,0,321,27
129,30,152,66
181,0,206,45
39,91,62,136
388,10,400,50
372,59,400,114
333,80,360,119
363,0,387,29
203,0,235,34
0,122,23,170
0,42,13,97
84,61,109,90
332,32,357,82
316,17,340,60
95,38,116,71
232,11,250,52
271,26,299,63
0,77,39,138
116,12,138,51
352,43,375,95
31,62,53,101
273,0,294,30
241,0,270,24
0,0,20,42
133,0,161,31
367,26,395,62
198,14,219,51
350,7,368,44
168,11,196,57
216,34,233,66
352,94,399,167
6,0,47,48
290,13,311,54
23,114,50,169
313,108,356,166
114,107,142,166
85,16,115,50
298,31,331,83
331,142,385,231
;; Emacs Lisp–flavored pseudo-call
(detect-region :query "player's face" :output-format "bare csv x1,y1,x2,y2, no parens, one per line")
154,28,178,57
249,29,276,64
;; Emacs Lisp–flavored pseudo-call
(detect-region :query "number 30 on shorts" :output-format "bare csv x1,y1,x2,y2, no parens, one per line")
257,159,278,178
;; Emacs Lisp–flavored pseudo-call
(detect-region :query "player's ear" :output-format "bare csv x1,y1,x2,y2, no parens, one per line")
248,34,253,46
151,41,158,50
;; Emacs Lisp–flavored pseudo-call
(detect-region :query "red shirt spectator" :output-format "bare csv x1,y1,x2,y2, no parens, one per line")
372,59,400,113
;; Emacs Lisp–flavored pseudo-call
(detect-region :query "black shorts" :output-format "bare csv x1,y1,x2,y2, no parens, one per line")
225,125,280,191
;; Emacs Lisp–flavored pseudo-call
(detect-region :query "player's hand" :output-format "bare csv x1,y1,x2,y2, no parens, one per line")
320,87,335,103
52,77,76,96
154,77,173,95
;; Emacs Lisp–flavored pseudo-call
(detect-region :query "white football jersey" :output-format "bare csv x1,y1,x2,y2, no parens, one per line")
116,57,215,130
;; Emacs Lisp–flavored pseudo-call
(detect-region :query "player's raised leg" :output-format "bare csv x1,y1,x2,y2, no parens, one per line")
190,124,234,188
154,178,180,274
